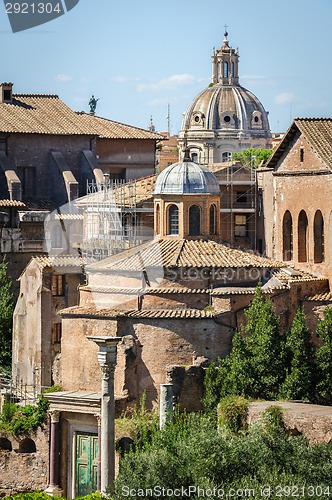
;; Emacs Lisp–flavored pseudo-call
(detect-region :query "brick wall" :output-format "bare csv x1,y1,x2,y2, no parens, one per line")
0,427,49,496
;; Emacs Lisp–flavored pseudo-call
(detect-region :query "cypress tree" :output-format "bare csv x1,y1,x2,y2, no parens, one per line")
315,307,332,405
279,307,315,401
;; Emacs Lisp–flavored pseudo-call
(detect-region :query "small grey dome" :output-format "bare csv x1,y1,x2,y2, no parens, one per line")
154,161,220,195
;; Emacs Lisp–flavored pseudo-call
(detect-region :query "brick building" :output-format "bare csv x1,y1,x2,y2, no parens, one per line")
258,118,332,285
0,82,162,288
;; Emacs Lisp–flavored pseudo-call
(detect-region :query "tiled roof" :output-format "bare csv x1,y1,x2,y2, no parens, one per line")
305,292,332,302
79,285,285,296
76,113,164,140
88,238,283,272
273,269,327,283
60,306,219,319
0,199,26,207
296,119,332,170
0,94,163,139
31,255,85,269
54,213,84,220
267,118,332,170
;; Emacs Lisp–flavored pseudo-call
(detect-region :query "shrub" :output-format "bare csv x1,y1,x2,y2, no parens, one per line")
0,394,49,436
262,405,285,432
217,395,249,433
115,412,332,498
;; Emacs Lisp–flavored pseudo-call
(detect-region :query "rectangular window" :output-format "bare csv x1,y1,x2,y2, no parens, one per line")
236,192,247,203
17,167,36,197
51,275,65,296
300,148,304,162
53,323,62,344
234,215,247,237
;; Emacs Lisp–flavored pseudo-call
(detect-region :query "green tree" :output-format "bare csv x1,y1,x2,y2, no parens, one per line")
204,284,285,408
232,148,273,168
244,284,285,399
0,257,14,374
279,308,315,401
315,307,332,405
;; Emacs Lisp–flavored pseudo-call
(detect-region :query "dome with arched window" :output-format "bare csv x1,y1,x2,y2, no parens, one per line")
154,160,220,195
178,31,272,164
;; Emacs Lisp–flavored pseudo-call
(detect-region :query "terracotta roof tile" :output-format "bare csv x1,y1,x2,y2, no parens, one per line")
31,255,85,269
305,292,332,302
60,306,220,319
88,238,283,272
273,269,327,283
0,94,163,140
76,113,164,140
0,199,26,207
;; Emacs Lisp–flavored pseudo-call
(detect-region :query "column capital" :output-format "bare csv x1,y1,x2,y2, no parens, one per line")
49,410,60,423
100,363,115,381
94,413,102,426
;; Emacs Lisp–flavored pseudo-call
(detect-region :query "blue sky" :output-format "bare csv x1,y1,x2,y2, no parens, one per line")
1,0,332,135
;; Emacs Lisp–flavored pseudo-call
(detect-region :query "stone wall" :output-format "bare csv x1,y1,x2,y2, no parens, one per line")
0,427,49,496
248,401,332,444
60,314,233,410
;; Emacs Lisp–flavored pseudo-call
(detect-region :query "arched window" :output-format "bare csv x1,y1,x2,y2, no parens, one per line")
298,210,308,262
168,204,179,235
18,438,36,453
210,205,216,235
314,210,324,263
189,205,201,236
0,438,12,451
223,61,229,78
155,204,160,235
282,211,293,261
191,152,198,163
222,152,232,162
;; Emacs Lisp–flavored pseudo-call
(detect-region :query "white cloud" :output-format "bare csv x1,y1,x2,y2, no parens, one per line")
54,73,73,83
274,92,296,105
137,74,198,92
110,76,142,83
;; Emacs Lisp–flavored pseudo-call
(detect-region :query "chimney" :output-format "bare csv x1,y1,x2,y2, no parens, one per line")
0,83,13,104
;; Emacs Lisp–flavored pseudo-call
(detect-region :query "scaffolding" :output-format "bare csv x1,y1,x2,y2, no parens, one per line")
218,163,257,250
81,179,140,260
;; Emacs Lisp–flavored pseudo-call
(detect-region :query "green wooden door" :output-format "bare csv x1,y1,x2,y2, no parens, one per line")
75,432,98,497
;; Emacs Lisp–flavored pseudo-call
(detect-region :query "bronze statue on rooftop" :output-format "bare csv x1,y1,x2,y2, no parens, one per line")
89,95,99,114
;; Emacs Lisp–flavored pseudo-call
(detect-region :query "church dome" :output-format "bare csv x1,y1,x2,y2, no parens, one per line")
178,31,272,163
154,159,220,195
182,83,270,134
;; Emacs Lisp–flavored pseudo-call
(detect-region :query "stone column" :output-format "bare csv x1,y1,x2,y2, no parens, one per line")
94,413,102,491
45,410,63,497
88,336,122,494
159,383,173,429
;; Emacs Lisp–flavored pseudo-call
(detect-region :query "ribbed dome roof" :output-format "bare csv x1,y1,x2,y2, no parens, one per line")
182,83,270,134
154,161,220,195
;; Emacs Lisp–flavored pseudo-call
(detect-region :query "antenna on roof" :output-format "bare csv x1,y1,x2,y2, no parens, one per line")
166,103,171,137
